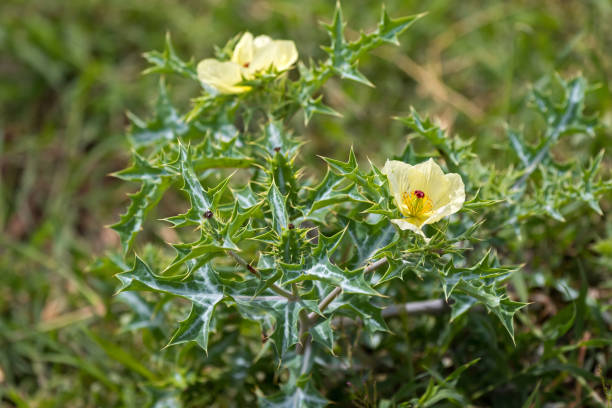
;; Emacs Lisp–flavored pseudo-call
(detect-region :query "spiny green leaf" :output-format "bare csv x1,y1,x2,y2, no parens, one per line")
449,293,478,322
222,200,264,243
302,95,342,125
335,64,374,87
269,300,302,358
440,250,518,298
440,251,526,341
127,80,189,149
512,149,610,223
310,319,334,353
277,228,307,264
329,295,389,334
322,2,372,87
258,353,328,406
268,181,290,235
321,149,382,200
168,302,219,350
282,251,380,297
507,128,535,168
116,257,224,352
513,75,599,190
321,3,422,87
375,257,423,284
164,144,229,228
312,228,347,259
376,6,424,46
191,156,255,170
395,109,473,177
262,120,304,158
578,149,606,215
304,170,364,215
344,217,396,269
259,381,328,408
112,152,177,182
171,132,255,171
233,184,261,208
164,238,230,275
321,148,359,175
268,148,300,202
143,32,198,81
231,293,317,358
111,179,169,254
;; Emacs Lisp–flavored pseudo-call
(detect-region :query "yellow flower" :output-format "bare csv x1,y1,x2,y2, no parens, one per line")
382,158,465,238
197,32,298,94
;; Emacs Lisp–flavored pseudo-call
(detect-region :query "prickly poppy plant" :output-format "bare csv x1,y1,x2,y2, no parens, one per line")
109,3,611,406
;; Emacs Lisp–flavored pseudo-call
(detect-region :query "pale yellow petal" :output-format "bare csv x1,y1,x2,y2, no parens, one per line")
231,32,254,67
270,40,298,71
248,41,277,72
247,36,273,74
253,35,272,50
391,219,430,242
421,172,465,225
396,160,437,201
249,39,298,73
382,160,413,216
382,160,413,196
197,59,251,94
421,203,453,225
391,219,423,234
445,173,465,213
413,159,448,206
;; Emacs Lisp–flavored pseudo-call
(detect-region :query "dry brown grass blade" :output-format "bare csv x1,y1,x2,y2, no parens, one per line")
376,49,485,121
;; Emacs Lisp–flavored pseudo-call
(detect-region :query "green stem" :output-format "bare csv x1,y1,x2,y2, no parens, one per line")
227,250,296,300
307,257,388,322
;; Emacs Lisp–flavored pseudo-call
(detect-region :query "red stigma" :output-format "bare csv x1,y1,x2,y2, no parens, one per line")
243,62,250,68
414,190,425,198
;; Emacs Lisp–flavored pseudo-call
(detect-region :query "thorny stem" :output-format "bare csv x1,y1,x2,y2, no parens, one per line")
297,257,389,354
381,298,449,317
306,257,389,322
227,250,296,300
332,299,450,327
363,257,390,274
311,287,342,320
295,310,310,355
299,335,313,375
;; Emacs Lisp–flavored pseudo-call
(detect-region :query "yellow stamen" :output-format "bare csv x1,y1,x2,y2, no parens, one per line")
400,190,433,219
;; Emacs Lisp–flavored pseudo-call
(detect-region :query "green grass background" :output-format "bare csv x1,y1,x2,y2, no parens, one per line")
1,0,611,406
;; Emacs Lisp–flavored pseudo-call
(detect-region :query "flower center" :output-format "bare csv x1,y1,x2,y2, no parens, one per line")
243,62,250,68
401,190,433,219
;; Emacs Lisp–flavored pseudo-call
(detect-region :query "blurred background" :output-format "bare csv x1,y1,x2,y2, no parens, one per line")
1,0,610,406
